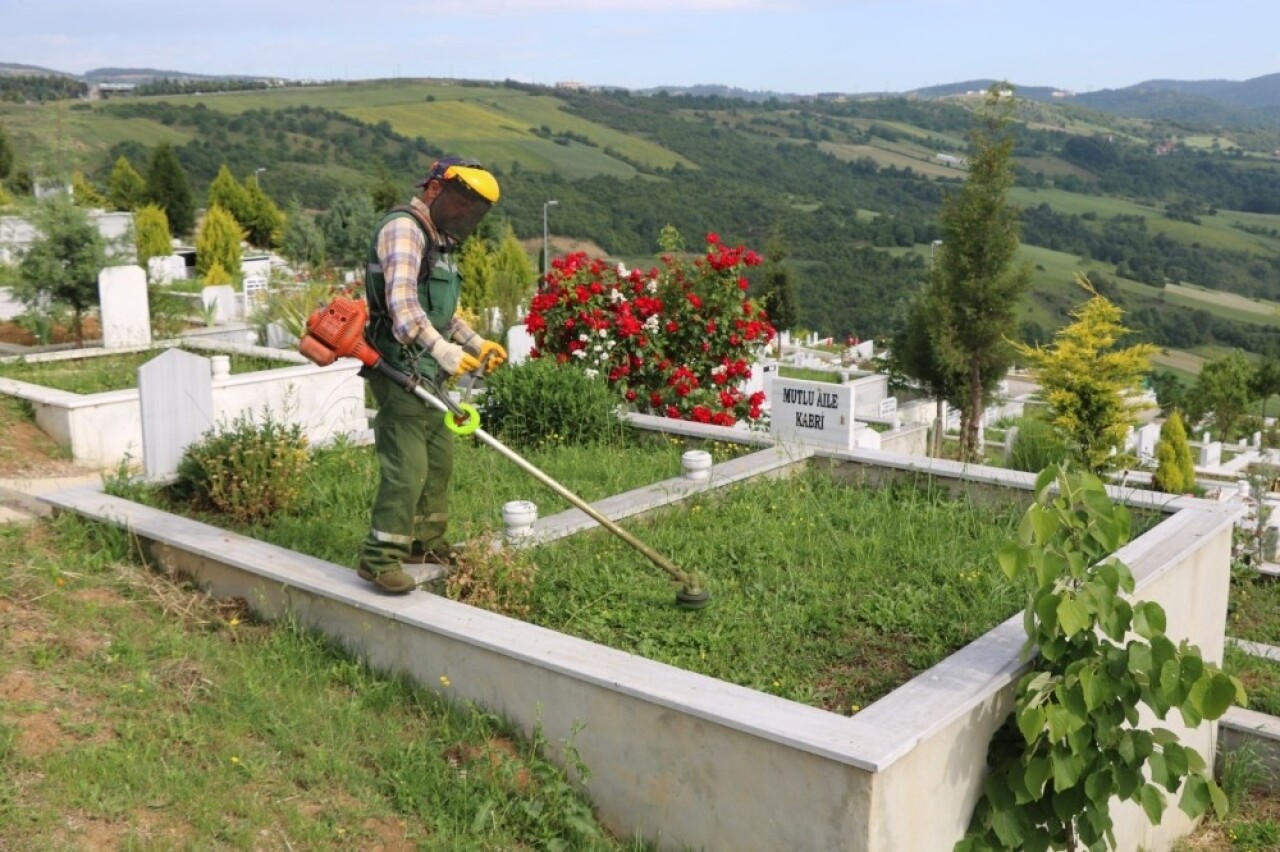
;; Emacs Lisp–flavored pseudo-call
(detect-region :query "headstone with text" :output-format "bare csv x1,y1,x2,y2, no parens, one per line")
99,265,151,349
770,377,856,451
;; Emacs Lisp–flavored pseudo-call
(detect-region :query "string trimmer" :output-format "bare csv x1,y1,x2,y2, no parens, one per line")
299,296,710,609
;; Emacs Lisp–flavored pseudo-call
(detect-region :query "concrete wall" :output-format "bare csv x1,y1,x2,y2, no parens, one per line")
39,447,1240,851
0,344,366,466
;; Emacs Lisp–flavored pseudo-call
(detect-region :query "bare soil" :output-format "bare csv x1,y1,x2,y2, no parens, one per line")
0,316,102,347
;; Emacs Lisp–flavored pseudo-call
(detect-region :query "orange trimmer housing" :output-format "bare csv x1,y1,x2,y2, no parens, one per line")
298,296,383,368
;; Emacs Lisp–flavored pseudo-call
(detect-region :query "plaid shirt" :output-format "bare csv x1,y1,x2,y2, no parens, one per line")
375,197,458,347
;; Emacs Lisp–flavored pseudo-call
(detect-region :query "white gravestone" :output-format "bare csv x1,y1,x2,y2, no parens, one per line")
202,284,238,324
771,377,855,451
1136,422,1161,461
138,348,214,480
98,265,151,349
1199,441,1222,469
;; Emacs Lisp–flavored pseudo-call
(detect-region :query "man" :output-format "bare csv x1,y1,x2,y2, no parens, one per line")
357,156,506,594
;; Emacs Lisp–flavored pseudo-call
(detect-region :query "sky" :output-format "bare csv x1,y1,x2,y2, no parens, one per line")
1,0,1277,96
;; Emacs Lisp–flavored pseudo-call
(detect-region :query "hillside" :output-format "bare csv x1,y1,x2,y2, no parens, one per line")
2,76,1280,355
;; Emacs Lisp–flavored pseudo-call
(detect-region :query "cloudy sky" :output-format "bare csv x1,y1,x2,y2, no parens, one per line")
2,0,1276,94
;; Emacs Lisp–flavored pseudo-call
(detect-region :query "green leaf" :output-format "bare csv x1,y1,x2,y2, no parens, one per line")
1056,595,1091,638
1189,672,1241,720
1163,742,1189,780
1084,768,1114,805
1024,756,1052,799
1138,783,1165,825
1177,773,1210,819
1132,601,1167,639
1046,705,1076,743
997,542,1023,581
1031,508,1060,544
1079,667,1107,712
1033,465,1058,502
1158,659,1182,701
1148,752,1170,789
1051,749,1084,790
991,808,1026,848
1127,643,1152,677
1035,593,1059,637
1016,705,1046,745
1209,778,1229,819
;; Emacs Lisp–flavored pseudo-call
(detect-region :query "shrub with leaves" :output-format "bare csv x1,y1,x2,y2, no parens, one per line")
175,412,311,523
480,356,626,450
958,464,1243,851
524,232,774,426
1152,410,1196,495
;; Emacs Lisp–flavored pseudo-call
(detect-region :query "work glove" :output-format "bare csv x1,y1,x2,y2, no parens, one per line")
475,340,507,373
430,338,481,377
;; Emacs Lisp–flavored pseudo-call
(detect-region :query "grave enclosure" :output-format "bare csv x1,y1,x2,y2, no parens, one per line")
7,267,1245,849
40,418,1239,851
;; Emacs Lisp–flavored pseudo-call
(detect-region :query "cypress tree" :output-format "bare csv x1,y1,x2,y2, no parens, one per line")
145,142,194,236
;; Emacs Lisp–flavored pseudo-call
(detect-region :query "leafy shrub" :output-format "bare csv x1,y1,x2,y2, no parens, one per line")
480,357,625,449
1007,417,1068,473
175,411,310,523
524,232,774,426
1152,409,1196,494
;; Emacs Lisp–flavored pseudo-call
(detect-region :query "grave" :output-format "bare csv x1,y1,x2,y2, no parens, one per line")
98,265,151,349
138,348,213,479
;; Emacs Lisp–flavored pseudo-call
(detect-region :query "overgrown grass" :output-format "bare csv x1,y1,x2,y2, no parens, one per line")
0,514,645,849
0,347,295,394
1223,644,1280,717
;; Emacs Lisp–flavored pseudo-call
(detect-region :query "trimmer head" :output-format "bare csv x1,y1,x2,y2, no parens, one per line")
675,587,711,610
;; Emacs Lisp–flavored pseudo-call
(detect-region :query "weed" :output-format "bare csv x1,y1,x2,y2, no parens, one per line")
174,409,311,523
444,539,538,618
1219,743,1272,814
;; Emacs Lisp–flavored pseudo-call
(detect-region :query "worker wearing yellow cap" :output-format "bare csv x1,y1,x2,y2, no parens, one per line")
358,156,506,594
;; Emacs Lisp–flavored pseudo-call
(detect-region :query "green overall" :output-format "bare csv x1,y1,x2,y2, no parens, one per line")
359,208,461,573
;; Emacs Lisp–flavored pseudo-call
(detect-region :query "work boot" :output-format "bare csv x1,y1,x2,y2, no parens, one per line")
357,564,416,595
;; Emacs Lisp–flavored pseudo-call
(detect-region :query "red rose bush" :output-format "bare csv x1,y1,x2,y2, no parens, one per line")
524,234,775,426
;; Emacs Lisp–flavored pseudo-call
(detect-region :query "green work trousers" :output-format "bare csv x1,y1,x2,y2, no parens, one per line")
359,370,454,572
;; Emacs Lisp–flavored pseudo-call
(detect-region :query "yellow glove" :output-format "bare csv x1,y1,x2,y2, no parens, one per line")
477,340,507,373
430,339,481,376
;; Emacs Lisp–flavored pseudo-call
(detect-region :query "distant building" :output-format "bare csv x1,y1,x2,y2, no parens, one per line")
935,153,964,167
555,81,588,91
91,83,137,100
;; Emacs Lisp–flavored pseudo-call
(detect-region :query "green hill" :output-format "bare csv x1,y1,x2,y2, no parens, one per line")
3,78,1280,354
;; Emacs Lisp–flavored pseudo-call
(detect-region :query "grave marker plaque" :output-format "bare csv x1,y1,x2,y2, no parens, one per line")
771,377,855,451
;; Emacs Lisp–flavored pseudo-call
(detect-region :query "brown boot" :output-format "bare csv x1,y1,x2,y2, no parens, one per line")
357,565,416,595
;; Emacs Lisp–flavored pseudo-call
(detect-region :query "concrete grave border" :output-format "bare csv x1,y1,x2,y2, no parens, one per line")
39,438,1240,851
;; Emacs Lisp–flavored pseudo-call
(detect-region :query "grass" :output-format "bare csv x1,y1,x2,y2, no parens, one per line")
0,515,644,850
0,348,294,394
131,435,1064,714
777,365,844,383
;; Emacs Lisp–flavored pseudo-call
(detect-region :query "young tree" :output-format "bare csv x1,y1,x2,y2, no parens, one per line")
196,204,243,280
932,83,1033,460
491,221,537,336
317,189,376,270
207,165,251,224
1152,410,1196,494
370,167,399,212
71,171,109,209
759,234,798,340
1013,276,1156,473
145,142,194,236
133,203,173,269
107,156,146,211
888,285,967,457
241,178,285,249
457,233,496,315
1192,350,1254,441
16,197,106,344
280,198,325,269
1250,353,1280,422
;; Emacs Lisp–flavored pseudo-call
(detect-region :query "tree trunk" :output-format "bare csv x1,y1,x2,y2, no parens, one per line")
932,399,944,457
964,361,983,461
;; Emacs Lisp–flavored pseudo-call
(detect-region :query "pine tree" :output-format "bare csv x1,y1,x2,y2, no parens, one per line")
457,233,496,314
759,234,798,336
317,189,376,269
107,156,146,211
491,221,537,336
1153,410,1194,494
933,83,1033,460
196,204,243,280
1014,275,1157,473
145,142,194,236
16,197,106,345
241,178,285,249
71,171,109,209
133,203,173,269
280,198,325,269
208,165,251,224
